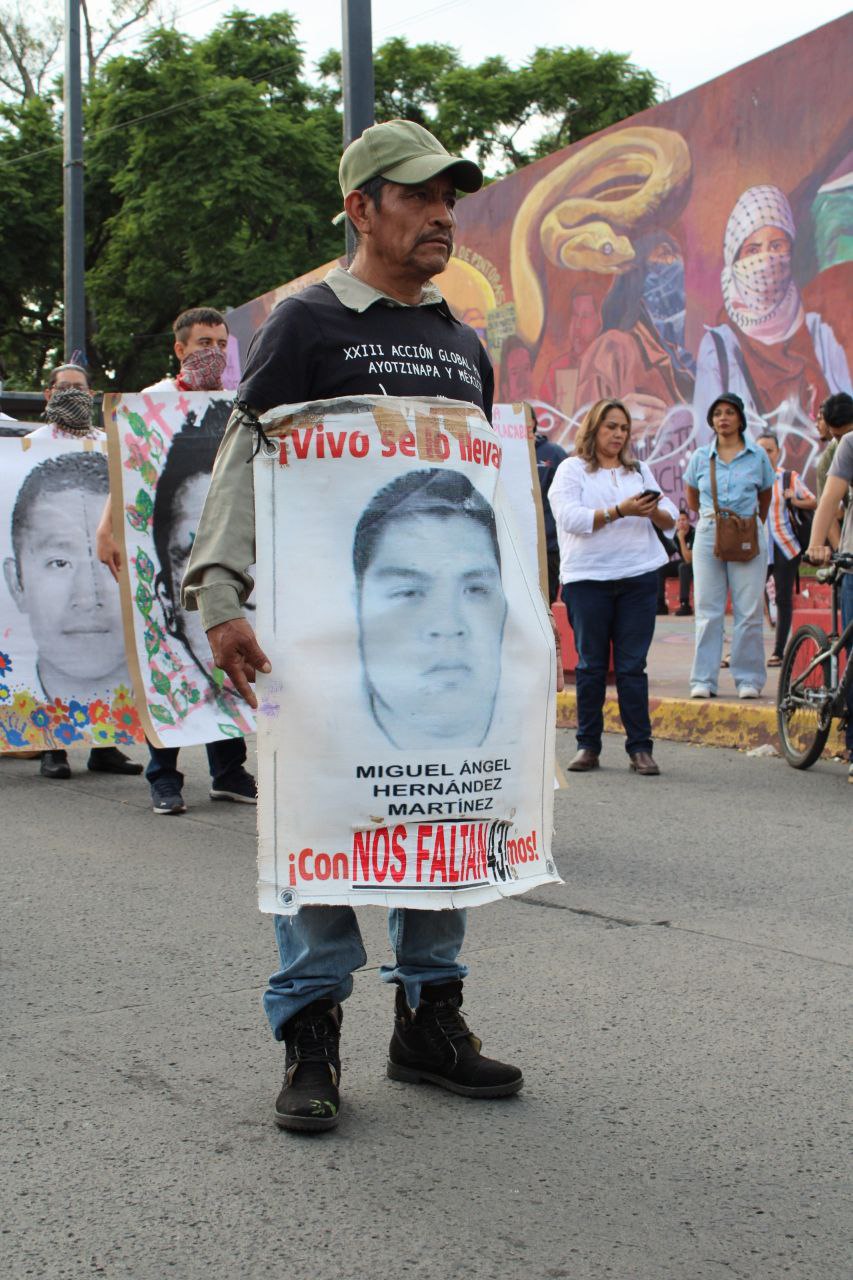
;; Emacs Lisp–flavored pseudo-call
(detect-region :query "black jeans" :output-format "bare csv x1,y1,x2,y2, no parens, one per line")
657,560,693,607
145,736,247,791
562,571,658,755
769,552,800,659
546,549,561,604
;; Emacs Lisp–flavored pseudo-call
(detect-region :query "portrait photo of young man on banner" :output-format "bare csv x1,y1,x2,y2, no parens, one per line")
104,391,255,747
0,438,141,752
252,394,560,914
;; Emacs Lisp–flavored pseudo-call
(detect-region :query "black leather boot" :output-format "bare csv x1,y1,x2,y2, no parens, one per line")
87,747,144,775
387,981,523,1098
274,999,342,1132
40,750,71,779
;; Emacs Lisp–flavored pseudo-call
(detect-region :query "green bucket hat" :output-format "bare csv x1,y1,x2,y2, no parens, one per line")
333,118,483,224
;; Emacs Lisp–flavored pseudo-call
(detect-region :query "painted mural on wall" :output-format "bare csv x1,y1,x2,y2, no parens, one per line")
226,17,852,505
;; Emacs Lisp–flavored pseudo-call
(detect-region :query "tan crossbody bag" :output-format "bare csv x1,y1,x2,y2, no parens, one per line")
710,456,760,562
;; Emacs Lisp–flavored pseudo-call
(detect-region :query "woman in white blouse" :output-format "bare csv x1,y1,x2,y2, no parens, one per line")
549,399,677,775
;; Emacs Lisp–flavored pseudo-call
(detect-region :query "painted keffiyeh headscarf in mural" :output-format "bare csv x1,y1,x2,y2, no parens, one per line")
721,185,805,346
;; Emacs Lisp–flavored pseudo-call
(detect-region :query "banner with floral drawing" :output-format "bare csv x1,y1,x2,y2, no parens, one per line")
104,391,255,748
0,436,144,752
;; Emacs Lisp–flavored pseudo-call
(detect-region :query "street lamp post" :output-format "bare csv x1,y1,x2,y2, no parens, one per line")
63,0,86,362
340,0,375,261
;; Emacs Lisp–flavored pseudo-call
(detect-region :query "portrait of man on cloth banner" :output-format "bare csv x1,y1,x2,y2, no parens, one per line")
104,390,255,748
251,395,560,914
0,439,141,752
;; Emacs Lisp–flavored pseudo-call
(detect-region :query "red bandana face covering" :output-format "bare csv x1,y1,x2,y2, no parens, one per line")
176,347,227,391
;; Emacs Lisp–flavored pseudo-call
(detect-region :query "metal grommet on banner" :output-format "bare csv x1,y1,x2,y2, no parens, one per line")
278,888,298,910
545,860,556,876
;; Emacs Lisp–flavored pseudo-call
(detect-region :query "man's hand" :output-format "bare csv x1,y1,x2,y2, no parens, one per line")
207,618,271,709
804,544,832,567
95,498,122,582
97,529,122,582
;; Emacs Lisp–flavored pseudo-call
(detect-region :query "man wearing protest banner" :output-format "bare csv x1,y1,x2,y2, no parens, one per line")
143,307,231,395
184,120,538,1132
98,309,256,813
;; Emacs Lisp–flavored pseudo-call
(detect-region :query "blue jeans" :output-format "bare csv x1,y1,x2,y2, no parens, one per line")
562,570,658,755
690,517,768,693
263,907,468,1038
842,571,853,752
145,736,247,790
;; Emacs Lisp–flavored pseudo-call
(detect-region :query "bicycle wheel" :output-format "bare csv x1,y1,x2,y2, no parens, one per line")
776,624,832,769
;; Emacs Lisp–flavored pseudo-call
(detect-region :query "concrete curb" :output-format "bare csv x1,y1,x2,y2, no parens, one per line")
556,689,845,754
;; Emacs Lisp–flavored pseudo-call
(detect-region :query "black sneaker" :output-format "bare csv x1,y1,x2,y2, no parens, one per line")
674,604,693,616
656,604,669,616
151,784,186,815
387,981,523,1098
87,746,144,775
40,750,71,780
209,768,256,804
275,1000,342,1132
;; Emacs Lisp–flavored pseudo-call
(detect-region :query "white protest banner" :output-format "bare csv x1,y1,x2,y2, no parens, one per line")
492,402,548,595
253,395,560,913
0,436,144,752
104,391,255,748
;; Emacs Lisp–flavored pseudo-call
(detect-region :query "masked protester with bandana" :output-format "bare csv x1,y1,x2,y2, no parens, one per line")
693,184,851,435
143,307,230,394
121,306,256,814
23,366,144,780
27,364,103,442
575,230,696,433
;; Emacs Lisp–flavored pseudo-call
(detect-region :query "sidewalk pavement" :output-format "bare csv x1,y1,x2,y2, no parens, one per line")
557,614,846,755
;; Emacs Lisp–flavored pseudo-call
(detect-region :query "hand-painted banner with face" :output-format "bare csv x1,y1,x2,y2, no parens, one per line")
104,391,255,747
253,395,559,912
0,437,143,751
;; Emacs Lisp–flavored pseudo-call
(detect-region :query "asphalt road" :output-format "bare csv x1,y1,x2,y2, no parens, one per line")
2,734,850,1280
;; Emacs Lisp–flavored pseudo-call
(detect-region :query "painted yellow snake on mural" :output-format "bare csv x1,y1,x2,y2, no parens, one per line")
510,126,692,346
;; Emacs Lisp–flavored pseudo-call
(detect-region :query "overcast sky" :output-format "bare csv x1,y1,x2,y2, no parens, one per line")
169,1,847,100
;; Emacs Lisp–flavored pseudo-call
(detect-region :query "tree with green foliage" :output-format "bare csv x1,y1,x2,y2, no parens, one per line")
84,15,342,387
0,16,661,389
0,94,63,380
318,39,660,173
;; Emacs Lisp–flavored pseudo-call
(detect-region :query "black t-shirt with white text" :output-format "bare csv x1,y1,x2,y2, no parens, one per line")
239,283,494,421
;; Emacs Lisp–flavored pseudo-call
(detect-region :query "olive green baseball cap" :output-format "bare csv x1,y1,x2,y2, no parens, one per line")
333,118,483,224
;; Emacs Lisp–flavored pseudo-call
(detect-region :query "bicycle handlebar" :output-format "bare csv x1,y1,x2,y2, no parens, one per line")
803,550,853,569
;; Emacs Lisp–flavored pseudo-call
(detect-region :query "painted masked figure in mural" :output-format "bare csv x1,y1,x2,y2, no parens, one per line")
575,230,696,432
498,335,536,403
507,125,692,427
538,288,603,413
693,184,851,435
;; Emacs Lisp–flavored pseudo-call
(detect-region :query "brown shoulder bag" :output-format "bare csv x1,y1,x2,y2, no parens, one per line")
710,456,760,562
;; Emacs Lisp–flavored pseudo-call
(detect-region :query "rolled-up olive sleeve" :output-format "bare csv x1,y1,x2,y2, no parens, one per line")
181,411,257,632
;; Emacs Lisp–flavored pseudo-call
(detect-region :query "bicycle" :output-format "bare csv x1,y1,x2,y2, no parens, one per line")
776,551,853,768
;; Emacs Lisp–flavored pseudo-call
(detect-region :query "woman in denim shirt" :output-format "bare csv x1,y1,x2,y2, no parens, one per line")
684,393,774,698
